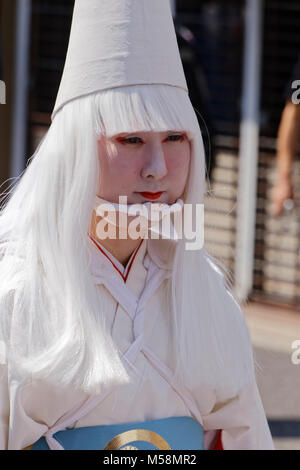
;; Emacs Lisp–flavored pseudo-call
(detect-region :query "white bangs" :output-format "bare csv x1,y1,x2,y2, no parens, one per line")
92,84,199,138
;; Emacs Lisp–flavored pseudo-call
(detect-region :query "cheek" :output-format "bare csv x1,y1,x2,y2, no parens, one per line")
112,158,141,177
100,146,139,177
98,142,140,195
106,156,142,193
167,148,191,179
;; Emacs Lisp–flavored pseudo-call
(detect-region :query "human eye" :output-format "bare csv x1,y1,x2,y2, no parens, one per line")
116,136,144,145
164,133,186,142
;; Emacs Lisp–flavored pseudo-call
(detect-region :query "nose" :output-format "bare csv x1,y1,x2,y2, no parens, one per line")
141,142,168,180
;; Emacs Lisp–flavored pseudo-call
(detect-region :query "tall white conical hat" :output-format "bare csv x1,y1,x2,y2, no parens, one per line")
52,0,188,121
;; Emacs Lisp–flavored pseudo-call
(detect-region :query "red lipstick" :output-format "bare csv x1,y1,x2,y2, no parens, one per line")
138,191,164,200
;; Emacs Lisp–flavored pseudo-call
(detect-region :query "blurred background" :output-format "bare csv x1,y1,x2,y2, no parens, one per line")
0,0,300,449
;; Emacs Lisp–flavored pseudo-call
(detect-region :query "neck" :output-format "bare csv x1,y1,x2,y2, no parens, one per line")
89,210,142,267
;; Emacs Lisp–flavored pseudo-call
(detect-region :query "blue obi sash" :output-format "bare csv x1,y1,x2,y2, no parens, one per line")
30,416,205,450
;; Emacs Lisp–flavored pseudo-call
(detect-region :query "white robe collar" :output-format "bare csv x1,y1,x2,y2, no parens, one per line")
88,234,175,286
88,235,147,283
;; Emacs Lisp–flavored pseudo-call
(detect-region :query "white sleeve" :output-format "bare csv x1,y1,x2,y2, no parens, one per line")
202,379,275,450
0,364,49,450
0,365,9,450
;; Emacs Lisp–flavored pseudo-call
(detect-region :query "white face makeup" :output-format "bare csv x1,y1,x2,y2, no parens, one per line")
97,131,191,205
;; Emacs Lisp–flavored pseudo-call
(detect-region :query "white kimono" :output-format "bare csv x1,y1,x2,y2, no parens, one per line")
0,236,275,450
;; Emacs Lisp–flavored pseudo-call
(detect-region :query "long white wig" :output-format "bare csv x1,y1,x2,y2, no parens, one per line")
0,84,255,396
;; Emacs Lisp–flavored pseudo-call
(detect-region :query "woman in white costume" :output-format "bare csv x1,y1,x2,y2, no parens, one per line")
0,0,274,450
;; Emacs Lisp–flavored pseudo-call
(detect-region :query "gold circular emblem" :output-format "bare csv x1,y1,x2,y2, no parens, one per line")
103,429,171,450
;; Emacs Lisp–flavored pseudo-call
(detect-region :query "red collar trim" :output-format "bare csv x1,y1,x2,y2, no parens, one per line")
89,235,144,283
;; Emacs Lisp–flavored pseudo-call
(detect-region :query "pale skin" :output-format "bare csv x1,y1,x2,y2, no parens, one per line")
89,130,191,267
272,101,300,216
